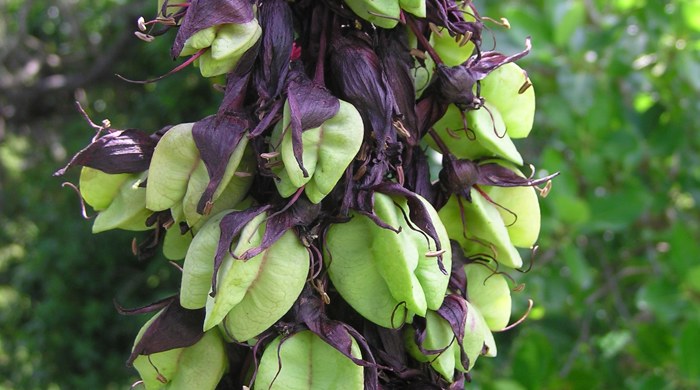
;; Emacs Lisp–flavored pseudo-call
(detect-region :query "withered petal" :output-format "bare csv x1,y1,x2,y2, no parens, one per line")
286,65,340,176
54,129,156,176
125,297,205,365
192,113,251,214
212,205,270,296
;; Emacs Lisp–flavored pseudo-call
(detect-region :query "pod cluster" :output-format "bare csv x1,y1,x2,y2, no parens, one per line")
56,0,557,388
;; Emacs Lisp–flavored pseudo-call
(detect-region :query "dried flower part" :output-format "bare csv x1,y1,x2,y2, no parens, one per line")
54,129,157,176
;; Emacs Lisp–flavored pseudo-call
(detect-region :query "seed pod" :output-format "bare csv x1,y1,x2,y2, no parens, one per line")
192,21,263,78
343,0,401,29
464,263,512,331
146,123,198,212
481,163,541,248
428,103,523,165
404,311,457,380
430,12,477,67
78,167,132,211
204,212,310,342
182,139,254,229
180,210,230,310
324,212,412,328
325,193,451,328
162,226,193,261
400,0,426,17
132,320,228,390
92,172,152,233
454,300,496,372
272,99,364,204
254,330,364,390
479,62,535,139
438,193,523,269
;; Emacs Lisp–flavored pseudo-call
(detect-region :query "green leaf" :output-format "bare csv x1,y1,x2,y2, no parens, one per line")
511,330,555,390
678,320,700,383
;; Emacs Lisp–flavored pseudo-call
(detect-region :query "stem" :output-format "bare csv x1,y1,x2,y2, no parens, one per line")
406,16,443,65
116,48,206,84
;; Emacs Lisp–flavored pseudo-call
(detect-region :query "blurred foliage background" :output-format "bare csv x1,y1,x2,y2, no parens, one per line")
1,0,699,389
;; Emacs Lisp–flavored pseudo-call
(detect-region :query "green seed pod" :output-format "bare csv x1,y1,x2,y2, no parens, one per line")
179,26,217,56
162,226,193,261
343,0,401,29
454,300,496,373
428,103,523,165
146,123,198,212
404,311,457,381
406,25,436,98
430,12,476,67
438,193,523,269
254,330,364,390
479,62,535,139
325,193,451,327
132,321,228,390
406,195,453,311
191,21,263,78
399,0,426,17
92,172,152,233
272,100,364,204
180,210,230,310
205,213,309,342
182,138,254,229
325,212,412,328
464,263,512,331
371,193,429,316
482,163,541,248
79,167,132,211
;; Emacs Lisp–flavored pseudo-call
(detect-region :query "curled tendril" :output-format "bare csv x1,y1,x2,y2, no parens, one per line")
474,184,519,227
481,16,510,29
61,182,93,220
517,245,538,274
366,10,403,23
116,48,207,84
168,260,183,272
496,298,534,332
537,180,553,197
390,301,409,329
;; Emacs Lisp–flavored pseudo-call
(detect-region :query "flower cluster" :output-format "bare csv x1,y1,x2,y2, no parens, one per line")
56,0,557,388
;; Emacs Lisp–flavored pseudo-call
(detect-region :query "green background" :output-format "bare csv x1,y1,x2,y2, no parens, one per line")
1,0,699,388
